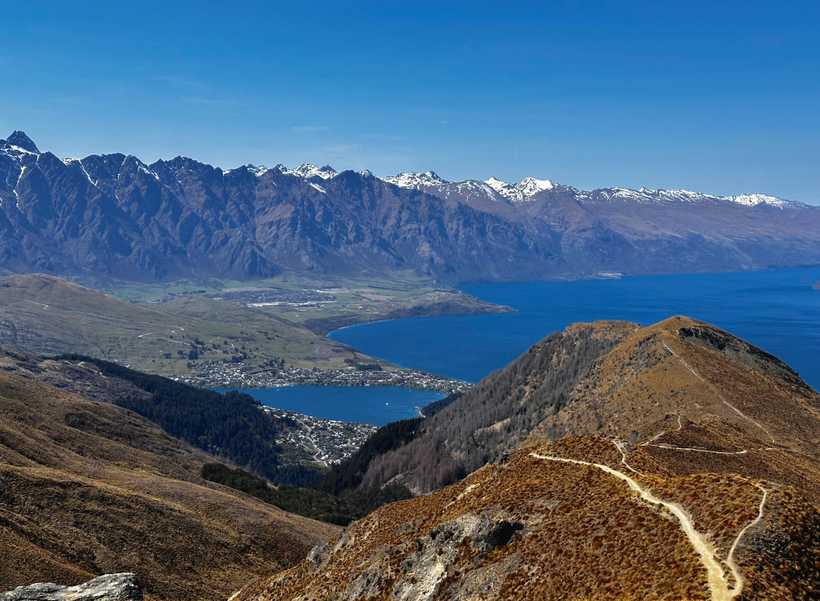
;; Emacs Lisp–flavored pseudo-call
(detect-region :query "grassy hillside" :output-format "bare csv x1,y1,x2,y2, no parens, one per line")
0,274,361,376
0,352,336,601
233,317,820,601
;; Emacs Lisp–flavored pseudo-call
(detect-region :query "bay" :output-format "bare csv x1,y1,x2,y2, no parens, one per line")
233,267,820,425
331,267,820,389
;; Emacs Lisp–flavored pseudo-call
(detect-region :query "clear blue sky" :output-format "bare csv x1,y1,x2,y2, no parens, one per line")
2,1,819,202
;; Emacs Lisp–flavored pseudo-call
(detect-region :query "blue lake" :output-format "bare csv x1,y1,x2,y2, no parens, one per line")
220,385,443,426
238,267,820,425
332,267,820,389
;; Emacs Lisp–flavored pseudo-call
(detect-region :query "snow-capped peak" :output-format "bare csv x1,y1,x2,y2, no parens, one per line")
5,130,39,154
383,171,449,189
484,176,554,201
597,187,793,208
286,163,337,180
484,176,510,192
517,176,554,196
247,164,270,177
728,193,787,208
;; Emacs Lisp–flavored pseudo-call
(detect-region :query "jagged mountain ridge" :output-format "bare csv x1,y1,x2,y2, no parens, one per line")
2,131,819,282
385,169,794,207
235,317,820,601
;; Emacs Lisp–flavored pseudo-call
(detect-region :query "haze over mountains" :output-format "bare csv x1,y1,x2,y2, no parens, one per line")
2,130,819,283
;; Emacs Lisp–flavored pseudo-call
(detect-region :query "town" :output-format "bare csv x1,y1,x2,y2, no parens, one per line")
180,359,471,394
262,406,377,466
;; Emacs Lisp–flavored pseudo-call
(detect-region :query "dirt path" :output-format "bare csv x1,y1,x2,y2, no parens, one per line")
726,484,768,592
530,451,766,601
613,440,642,474
646,443,748,455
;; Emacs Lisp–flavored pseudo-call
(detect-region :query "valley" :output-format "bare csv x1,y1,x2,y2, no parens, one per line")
2,309,818,599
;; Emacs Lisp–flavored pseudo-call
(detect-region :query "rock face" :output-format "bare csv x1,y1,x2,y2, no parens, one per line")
2,131,820,283
0,574,142,601
234,317,820,601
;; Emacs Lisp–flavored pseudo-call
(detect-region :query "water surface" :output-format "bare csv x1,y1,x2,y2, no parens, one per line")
332,267,820,389
221,385,443,425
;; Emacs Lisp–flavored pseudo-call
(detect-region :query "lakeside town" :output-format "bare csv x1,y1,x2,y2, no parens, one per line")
179,358,471,394
262,406,377,466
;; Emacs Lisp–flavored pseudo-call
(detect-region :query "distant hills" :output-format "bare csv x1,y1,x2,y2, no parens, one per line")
2,130,820,283
0,273,359,378
235,316,820,600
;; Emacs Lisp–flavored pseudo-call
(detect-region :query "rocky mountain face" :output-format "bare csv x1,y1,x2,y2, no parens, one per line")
0,573,142,601
235,317,820,600
0,351,337,601
2,131,819,283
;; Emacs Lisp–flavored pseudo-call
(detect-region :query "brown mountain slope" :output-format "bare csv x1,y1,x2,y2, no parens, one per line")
0,354,337,601
358,317,819,495
236,436,818,601
236,317,819,600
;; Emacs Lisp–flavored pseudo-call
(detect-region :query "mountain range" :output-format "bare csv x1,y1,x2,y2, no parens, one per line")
2,131,819,283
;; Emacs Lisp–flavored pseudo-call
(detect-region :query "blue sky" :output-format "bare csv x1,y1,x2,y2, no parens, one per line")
2,1,819,202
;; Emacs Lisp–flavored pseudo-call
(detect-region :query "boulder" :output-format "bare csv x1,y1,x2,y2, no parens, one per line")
0,573,142,601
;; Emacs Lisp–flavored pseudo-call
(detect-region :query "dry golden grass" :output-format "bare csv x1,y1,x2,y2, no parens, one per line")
236,317,820,601
0,365,337,601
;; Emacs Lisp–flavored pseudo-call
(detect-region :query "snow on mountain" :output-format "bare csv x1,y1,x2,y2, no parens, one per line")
729,193,788,208
223,164,270,177
517,176,555,196
597,187,793,208
484,176,554,201
0,131,798,211
5,131,39,154
383,172,511,207
383,171,448,188
381,170,792,208
285,163,337,180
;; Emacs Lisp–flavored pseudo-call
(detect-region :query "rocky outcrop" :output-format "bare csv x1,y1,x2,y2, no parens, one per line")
0,574,142,601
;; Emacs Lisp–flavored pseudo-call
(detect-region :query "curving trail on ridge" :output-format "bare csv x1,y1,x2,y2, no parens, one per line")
726,484,768,593
646,443,749,456
613,440,642,475
661,341,776,443
530,450,767,601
